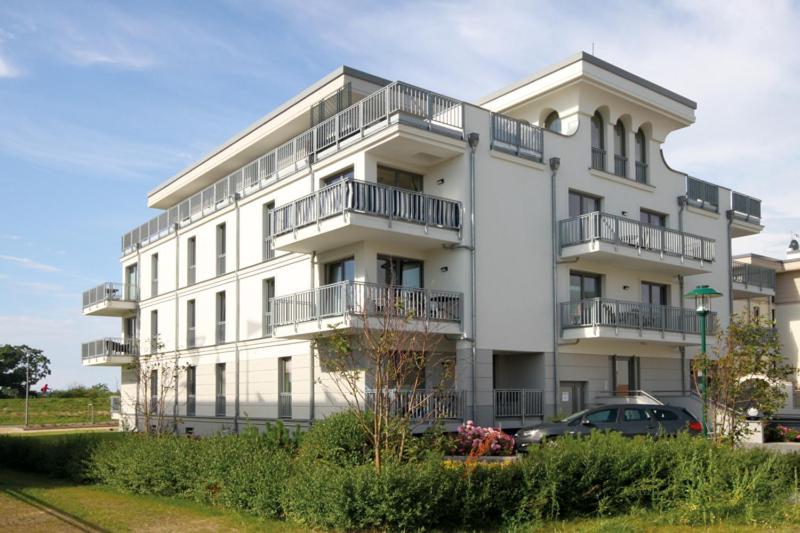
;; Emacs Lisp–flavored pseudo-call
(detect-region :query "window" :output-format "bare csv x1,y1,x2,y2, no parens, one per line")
263,202,275,261
124,317,136,344
568,191,601,217
187,300,196,348
216,223,226,276
151,254,159,297
640,209,666,227
585,408,617,424
216,291,226,344
623,408,650,422
323,167,354,186
544,111,561,133
149,369,158,415
377,165,423,192
613,120,626,177
635,128,647,183
642,282,668,306
570,272,601,302
650,408,678,421
325,257,355,284
187,237,196,285
125,263,138,300
377,255,423,288
186,365,196,416
278,357,292,419
590,112,605,170
263,278,275,337
150,310,158,353
215,363,226,417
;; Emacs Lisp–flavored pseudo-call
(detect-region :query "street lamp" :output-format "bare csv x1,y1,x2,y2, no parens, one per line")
684,284,723,437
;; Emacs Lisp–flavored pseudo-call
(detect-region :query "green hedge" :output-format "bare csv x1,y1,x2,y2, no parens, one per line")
3,415,799,529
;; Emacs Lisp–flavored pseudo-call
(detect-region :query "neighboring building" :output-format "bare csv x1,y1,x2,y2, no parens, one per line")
81,52,764,434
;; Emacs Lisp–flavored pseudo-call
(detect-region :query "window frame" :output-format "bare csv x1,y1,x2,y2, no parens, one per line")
377,255,424,288
216,223,226,276
151,254,159,297
215,291,226,344
186,365,196,416
569,271,602,302
186,299,196,348
377,165,423,192
150,309,158,353
187,237,196,286
324,256,355,284
568,191,601,217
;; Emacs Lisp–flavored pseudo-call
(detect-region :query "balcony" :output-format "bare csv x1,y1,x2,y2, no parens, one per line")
560,298,717,346
272,180,462,253
365,389,465,420
494,389,544,424
121,81,465,255
489,113,544,162
82,283,138,317
272,281,463,339
686,176,719,213
730,192,763,237
732,262,776,298
559,212,715,275
81,338,137,366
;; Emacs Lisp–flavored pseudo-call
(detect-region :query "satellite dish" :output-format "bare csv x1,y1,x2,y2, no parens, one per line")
790,239,800,252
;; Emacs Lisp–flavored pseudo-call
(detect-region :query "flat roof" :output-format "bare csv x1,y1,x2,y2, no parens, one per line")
148,65,390,197
475,51,697,110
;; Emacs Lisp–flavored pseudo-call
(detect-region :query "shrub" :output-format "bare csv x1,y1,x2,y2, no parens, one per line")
297,410,372,467
450,420,515,456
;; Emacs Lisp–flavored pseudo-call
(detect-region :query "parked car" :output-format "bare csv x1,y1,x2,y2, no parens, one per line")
514,404,702,451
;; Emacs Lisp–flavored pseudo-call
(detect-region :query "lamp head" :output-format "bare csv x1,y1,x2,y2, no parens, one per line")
684,285,723,314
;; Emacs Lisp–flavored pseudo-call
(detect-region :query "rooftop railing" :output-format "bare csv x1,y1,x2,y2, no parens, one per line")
686,176,719,213
121,81,465,255
272,281,463,328
732,262,776,290
81,338,137,360
559,211,715,263
560,298,717,336
272,179,462,237
82,282,138,309
731,192,762,222
490,113,544,162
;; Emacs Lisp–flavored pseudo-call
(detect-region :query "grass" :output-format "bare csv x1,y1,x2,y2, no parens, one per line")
0,467,302,532
0,397,112,426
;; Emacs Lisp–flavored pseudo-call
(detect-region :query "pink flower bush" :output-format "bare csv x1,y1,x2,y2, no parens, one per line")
767,424,800,442
450,420,515,456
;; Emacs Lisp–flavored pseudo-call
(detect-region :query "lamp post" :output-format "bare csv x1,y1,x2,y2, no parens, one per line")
684,284,723,437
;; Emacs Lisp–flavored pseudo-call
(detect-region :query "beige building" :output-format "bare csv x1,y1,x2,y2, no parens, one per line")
81,53,764,434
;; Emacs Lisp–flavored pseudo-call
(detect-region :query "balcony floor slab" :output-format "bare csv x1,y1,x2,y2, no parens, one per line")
560,241,712,275
83,300,137,317
82,355,136,367
733,282,775,299
561,326,704,346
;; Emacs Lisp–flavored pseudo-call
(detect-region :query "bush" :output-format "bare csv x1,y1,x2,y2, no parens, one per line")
450,420,515,456
297,410,372,467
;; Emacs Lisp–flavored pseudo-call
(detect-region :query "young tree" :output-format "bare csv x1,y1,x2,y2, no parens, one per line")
0,345,51,396
314,284,456,473
122,336,181,434
693,316,794,443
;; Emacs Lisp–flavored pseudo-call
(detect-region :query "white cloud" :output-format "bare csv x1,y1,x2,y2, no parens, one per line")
0,52,19,77
0,255,60,273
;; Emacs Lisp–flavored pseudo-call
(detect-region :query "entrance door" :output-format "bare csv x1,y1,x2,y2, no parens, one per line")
612,356,638,396
559,381,586,415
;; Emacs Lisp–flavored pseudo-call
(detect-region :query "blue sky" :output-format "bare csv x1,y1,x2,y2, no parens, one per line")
1,0,799,389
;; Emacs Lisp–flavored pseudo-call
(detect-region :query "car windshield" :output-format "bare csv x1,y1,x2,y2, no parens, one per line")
562,409,589,424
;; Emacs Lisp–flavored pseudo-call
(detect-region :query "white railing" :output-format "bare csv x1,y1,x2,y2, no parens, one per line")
82,282,138,309
490,113,544,161
272,179,462,237
365,389,465,420
272,281,463,328
81,338,137,360
494,389,544,418
559,211,716,263
732,262,776,290
121,81,464,254
560,298,717,336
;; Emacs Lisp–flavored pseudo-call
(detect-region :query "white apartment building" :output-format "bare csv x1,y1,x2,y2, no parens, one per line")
81,53,764,434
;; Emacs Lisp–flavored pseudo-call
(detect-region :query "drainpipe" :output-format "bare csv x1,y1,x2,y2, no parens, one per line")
550,157,561,414
677,196,687,395
467,132,479,422
234,193,241,433
726,211,734,317
309,251,317,423
134,244,142,431
173,224,180,434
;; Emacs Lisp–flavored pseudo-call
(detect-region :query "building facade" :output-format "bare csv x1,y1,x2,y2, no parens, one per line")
82,53,764,434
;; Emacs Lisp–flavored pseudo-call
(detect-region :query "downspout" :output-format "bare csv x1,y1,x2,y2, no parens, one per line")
309,251,317,424
234,193,241,433
550,157,561,413
172,224,180,434
467,132,479,422
726,211,734,317
677,196,687,395
134,244,142,431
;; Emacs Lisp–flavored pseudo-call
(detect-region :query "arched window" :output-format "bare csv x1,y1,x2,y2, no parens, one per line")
614,120,626,177
635,128,647,183
544,111,561,133
590,112,605,170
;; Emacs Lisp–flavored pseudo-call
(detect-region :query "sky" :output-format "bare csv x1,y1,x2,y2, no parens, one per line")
0,0,798,389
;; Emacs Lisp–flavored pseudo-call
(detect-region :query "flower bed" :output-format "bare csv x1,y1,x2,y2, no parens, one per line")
766,424,800,442
448,420,515,456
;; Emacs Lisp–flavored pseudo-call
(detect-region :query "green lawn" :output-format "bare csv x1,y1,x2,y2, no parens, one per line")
0,397,112,426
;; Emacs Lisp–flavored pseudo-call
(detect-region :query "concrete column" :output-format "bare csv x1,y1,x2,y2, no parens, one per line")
604,120,615,172
626,128,636,180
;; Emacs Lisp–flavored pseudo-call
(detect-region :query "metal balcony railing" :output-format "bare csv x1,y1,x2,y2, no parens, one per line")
272,179,462,237
635,161,648,184
560,298,717,336
121,81,465,255
591,147,606,171
82,282,138,309
494,389,544,418
686,176,719,212
559,211,715,262
81,338,137,360
365,389,465,420
272,281,463,328
489,113,544,161
215,395,226,417
216,322,225,344
278,392,292,419
614,155,627,178
731,192,762,222
732,262,776,290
